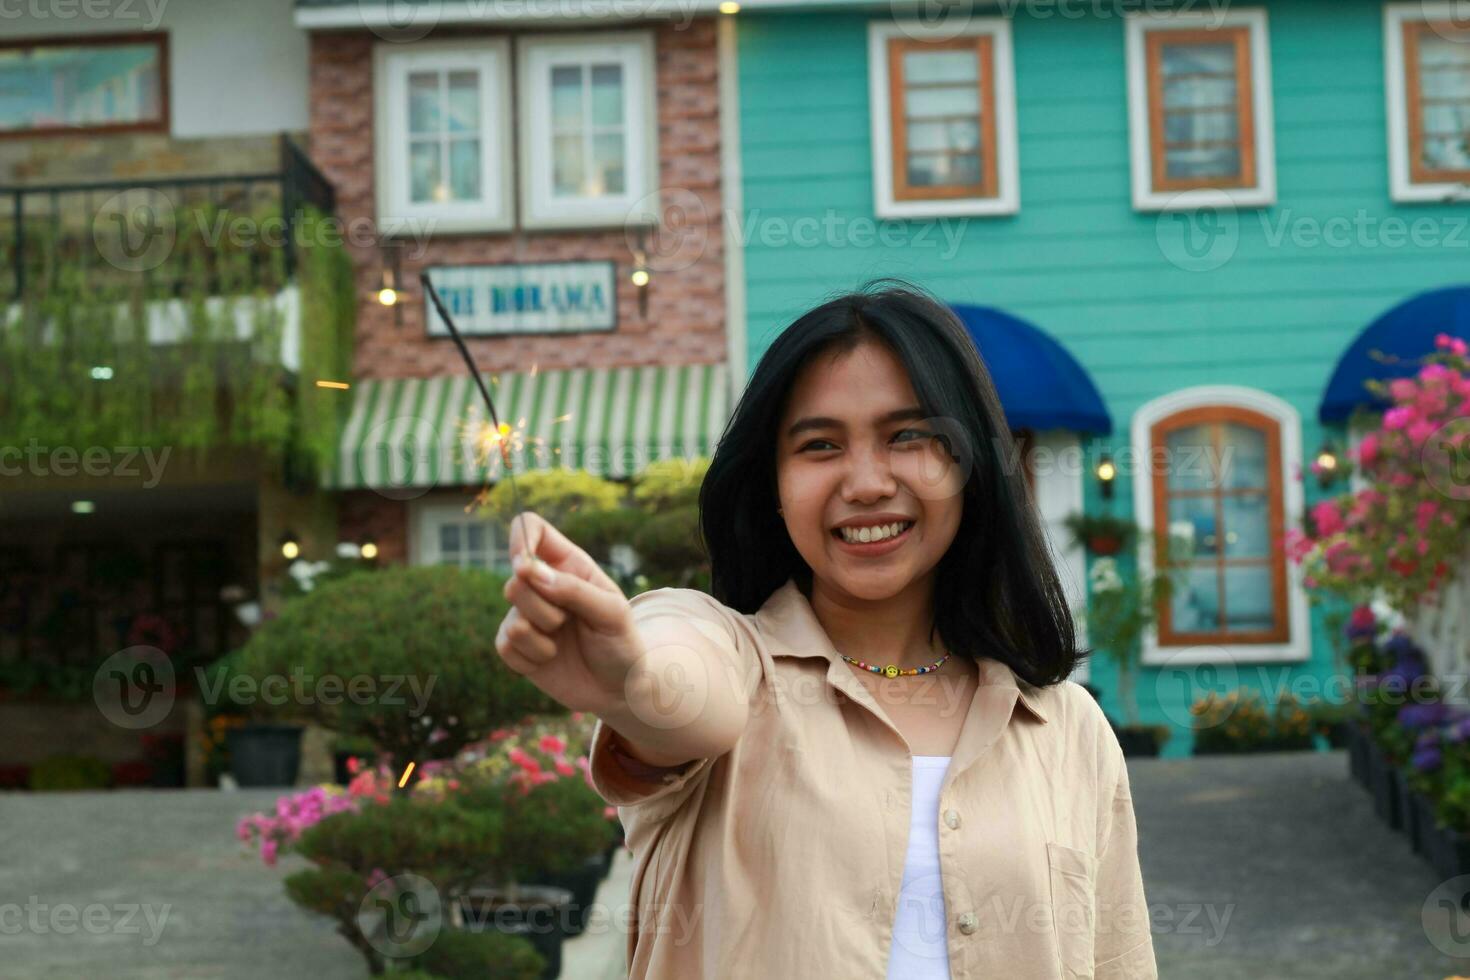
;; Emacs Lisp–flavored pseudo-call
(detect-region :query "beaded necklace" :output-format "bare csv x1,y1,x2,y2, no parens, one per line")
840,651,951,678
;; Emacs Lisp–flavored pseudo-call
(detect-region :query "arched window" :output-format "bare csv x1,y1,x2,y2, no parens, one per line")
1132,387,1307,664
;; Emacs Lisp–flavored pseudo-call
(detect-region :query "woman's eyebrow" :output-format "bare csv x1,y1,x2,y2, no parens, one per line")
785,406,926,438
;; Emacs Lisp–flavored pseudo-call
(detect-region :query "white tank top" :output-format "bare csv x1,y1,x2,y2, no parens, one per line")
886,755,954,980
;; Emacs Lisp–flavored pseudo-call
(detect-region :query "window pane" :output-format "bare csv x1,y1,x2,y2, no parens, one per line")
1161,41,1235,79
1423,134,1470,171
1164,424,1215,490
1222,565,1275,631
408,72,440,135
590,64,623,126
1171,565,1221,633
904,84,980,119
410,139,442,203
440,524,461,553
449,138,481,200
466,524,486,552
592,132,626,195
1161,73,1237,111
1222,492,1270,559
447,71,479,133
1166,146,1240,179
0,40,162,131
907,151,980,188
903,49,978,85
1163,108,1238,144
907,119,980,153
551,65,583,131
1167,496,1218,557
553,134,584,195
1220,422,1267,489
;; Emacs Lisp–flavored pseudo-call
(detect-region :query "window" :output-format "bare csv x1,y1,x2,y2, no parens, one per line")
1125,9,1276,210
1131,387,1308,665
518,32,658,229
412,497,509,572
374,39,514,234
1386,4,1470,202
867,20,1019,218
0,33,167,137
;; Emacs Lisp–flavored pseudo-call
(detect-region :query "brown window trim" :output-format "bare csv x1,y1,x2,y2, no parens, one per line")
1150,405,1289,646
887,34,998,203
1144,25,1256,193
1403,20,1470,186
0,31,170,140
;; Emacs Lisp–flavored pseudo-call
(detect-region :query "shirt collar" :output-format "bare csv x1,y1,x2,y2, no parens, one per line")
753,579,1048,725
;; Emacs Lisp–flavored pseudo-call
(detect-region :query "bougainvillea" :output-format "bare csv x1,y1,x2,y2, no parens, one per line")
1287,333,1470,612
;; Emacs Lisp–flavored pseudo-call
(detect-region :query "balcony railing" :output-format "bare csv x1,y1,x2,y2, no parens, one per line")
0,134,336,302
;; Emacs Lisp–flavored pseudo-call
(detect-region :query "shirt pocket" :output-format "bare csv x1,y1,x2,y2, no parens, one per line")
1046,840,1096,979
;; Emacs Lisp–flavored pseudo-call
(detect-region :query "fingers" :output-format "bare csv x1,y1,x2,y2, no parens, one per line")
510,511,619,591
504,561,569,633
512,552,628,634
495,607,557,673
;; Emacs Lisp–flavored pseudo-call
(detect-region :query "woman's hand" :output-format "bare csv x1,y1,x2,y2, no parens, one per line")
495,511,645,716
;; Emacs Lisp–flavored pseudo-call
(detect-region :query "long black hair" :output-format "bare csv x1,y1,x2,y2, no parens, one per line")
699,279,1082,687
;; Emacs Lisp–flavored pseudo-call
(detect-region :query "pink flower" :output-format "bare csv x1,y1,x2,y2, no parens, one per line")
508,747,541,774
1384,406,1417,430
1311,500,1344,537
261,838,278,867
1390,378,1419,402
539,734,567,755
1435,332,1469,356
1356,433,1380,467
604,805,618,819
554,758,576,777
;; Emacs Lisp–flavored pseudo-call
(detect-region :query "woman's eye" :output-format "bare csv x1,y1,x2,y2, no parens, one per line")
798,440,836,452
894,429,931,443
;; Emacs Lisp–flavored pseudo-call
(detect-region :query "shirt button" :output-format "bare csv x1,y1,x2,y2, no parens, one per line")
957,911,977,934
943,808,960,830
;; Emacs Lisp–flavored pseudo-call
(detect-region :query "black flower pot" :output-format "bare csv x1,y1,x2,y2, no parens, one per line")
1394,770,1422,854
1346,723,1369,789
1325,721,1351,750
1365,740,1402,831
226,723,304,788
536,853,605,936
1415,789,1443,873
459,884,573,980
1424,815,1470,882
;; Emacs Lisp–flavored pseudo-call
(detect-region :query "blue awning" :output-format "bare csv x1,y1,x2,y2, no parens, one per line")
949,304,1112,435
1319,285,1470,424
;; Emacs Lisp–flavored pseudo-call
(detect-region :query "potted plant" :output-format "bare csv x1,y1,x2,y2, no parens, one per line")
1078,543,1184,757
1064,512,1137,558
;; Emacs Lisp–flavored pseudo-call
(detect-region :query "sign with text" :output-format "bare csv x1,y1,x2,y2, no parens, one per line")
423,262,617,336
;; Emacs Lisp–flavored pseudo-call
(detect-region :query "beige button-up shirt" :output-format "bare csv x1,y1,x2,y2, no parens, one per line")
589,580,1157,980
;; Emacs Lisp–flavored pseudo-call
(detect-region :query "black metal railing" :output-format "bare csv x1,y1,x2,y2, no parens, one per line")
0,134,337,302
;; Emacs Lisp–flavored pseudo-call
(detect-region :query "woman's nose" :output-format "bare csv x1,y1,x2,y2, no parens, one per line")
842,444,898,501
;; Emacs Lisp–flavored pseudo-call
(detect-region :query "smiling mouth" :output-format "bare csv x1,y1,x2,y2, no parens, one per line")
831,520,915,545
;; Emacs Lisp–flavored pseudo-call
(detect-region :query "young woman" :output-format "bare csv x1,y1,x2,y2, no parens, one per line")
495,282,1157,979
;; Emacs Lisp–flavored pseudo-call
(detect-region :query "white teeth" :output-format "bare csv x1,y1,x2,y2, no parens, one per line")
838,521,912,544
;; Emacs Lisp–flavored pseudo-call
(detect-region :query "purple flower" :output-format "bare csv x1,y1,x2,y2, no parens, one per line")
1413,745,1444,773
1448,717,1470,745
1398,702,1450,730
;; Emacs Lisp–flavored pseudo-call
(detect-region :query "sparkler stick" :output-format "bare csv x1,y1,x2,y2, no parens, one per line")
419,271,533,557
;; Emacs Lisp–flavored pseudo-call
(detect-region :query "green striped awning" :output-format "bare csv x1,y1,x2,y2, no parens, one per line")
326,362,730,490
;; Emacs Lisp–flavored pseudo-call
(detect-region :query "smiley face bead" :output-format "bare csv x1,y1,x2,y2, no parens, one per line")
884,664,900,678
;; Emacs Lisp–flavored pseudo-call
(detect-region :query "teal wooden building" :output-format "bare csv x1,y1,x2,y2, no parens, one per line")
717,0,1470,754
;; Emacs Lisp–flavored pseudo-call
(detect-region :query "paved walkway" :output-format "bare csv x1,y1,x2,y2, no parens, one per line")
3,752,1466,978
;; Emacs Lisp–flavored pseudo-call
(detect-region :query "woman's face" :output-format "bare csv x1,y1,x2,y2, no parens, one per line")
775,339,966,603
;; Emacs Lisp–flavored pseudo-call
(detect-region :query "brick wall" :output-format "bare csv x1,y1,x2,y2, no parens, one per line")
338,491,409,566
306,19,727,382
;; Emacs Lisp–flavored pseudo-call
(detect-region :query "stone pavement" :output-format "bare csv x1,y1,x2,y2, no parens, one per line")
4,752,1467,978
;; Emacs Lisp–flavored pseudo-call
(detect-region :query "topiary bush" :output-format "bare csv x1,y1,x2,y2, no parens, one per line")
411,929,544,980
233,565,557,768
478,469,623,527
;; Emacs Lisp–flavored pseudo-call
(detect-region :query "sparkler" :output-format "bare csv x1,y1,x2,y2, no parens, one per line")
419,271,529,540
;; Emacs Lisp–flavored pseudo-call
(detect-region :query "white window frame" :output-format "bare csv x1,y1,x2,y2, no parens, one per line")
1125,8,1277,212
1131,386,1308,666
517,30,659,230
1029,431,1091,684
866,18,1021,219
374,38,515,236
1385,2,1470,203
410,496,510,573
